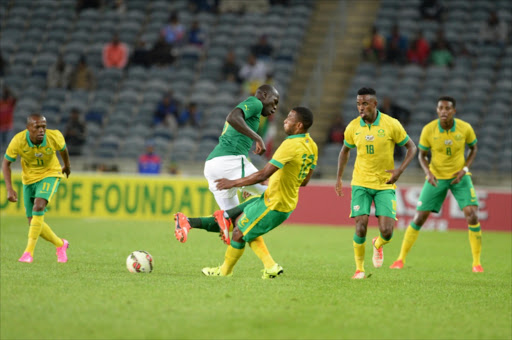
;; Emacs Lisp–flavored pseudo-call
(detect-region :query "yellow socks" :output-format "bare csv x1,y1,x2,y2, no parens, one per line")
249,236,276,269
468,223,482,267
40,222,64,248
220,242,245,276
353,234,366,272
398,223,421,262
24,215,44,256
374,234,392,249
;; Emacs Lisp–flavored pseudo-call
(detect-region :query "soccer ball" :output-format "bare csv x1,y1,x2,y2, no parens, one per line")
126,251,154,273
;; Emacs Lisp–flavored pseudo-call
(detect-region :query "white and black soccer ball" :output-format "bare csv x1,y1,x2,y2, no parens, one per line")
126,251,154,273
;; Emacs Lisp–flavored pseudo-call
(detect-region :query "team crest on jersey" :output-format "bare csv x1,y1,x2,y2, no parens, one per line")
454,134,463,141
417,201,422,207
35,152,43,158
353,205,360,211
444,140,453,145
45,147,53,155
377,129,385,137
365,135,374,142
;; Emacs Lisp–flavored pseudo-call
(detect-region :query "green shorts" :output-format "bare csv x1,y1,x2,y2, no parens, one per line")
350,185,397,220
23,177,61,217
237,195,291,242
417,175,478,213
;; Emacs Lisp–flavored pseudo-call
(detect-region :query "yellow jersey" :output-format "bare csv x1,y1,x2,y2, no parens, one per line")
344,111,409,190
266,133,318,212
4,129,67,185
418,118,477,179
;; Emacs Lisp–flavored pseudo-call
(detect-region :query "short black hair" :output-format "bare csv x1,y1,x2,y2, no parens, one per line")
357,87,376,96
438,96,456,108
292,106,313,130
26,113,45,124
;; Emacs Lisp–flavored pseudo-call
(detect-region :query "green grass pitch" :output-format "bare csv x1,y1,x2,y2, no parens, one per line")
1,216,511,340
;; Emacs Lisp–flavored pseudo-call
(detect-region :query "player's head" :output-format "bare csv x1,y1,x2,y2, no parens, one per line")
284,106,313,135
356,87,378,121
26,113,47,144
255,84,279,117
437,96,456,122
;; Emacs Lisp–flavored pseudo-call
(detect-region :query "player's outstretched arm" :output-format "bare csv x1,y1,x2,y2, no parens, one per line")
418,147,437,187
386,139,417,184
451,144,478,185
335,145,350,196
216,163,279,190
59,148,71,178
2,158,18,202
226,108,266,155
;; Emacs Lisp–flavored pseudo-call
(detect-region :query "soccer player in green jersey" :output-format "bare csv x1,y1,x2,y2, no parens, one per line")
335,88,417,279
390,96,483,272
174,84,281,274
178,107,317,278
2,114,71,263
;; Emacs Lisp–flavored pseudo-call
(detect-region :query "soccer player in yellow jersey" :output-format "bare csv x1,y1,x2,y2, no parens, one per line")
335,88,417,279
2,114,71,263
390,96,483,272
177,107,317,278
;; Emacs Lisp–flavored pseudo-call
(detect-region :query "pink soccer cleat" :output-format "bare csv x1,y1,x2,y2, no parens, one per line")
174,212,191,243
56,239,69,263
372,237,384,268
213,210,231,245
390,259,404,269
351,270,366,279
472,265,484,273
18,252,33,263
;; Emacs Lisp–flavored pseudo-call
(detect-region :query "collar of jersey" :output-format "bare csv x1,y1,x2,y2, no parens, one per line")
286,133,308,139
26,130,47,147
437,118,456,132
359,110,381,127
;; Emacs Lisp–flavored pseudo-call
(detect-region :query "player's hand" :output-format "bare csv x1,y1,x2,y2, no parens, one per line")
253,137,266,156
426,171,438,187
215,178,235,190
335,178,344,196
385,169,403,184
450,170,465,185
7,188,18,202
62,165,71,178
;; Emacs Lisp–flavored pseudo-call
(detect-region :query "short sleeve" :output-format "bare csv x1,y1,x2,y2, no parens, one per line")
236,97,263,120
393,119,409,146
465,124,477,146
269,139,295,169
343,122,356,148
4,137,19,162
55,130,67,151
418,126,430,151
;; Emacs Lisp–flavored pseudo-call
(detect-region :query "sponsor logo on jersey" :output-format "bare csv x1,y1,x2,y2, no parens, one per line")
353,205,360,211
35,153,44,158
365,135,374,142
444,140,453,145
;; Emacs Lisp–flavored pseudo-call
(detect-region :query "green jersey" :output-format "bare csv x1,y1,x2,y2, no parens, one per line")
206,96,263,160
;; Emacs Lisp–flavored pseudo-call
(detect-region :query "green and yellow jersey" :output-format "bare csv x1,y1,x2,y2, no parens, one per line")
207,96,263,160
344,111,409,190
418,118,477,179
266,133,318,212
4,129,66,185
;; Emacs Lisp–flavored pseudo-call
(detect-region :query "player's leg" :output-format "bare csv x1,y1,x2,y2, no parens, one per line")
19,183,43,262
203,226,246,277
391,179,449,269
350,186,372,278
451,176,482,272
370,189,397,268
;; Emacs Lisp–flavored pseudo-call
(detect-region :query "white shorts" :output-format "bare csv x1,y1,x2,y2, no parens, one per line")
204,155,266,199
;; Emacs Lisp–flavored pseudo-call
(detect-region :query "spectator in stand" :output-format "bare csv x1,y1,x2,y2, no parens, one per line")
419,0,444,22
102,33,129,69
112,0,127,14
187,20,206,48
47,55,72,89
0,52,6,77
327,116,345,144
189,0,219,13
64,108,86,156
407,31,430,66
154,91,180,127
239,53,267,96
430,40,453,67
161,12,186,46
250,34,274,61
0,87,16,149
178,102,202,127
479,10,508,47
76,0,100,13
386,24,408,64
431,29,454,53
138,141,161,174
222,50,241,83
362,26,386,63
150,35,175,66
70,56,96,91
131,38,151,68
379,96,411,160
